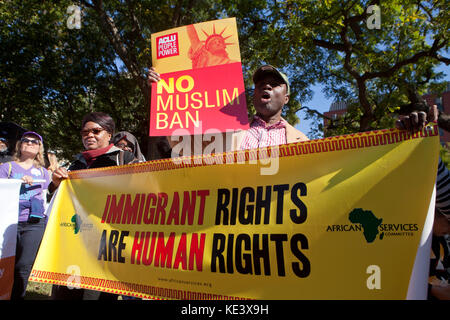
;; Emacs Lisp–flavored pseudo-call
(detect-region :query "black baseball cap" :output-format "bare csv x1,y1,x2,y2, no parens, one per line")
253,65,290,95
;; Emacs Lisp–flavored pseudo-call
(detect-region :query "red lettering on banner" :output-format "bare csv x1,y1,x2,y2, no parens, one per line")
155,232,175,268
101,190,211,226
122,194,141,224
143,193,157,224
155,193,168,224
189,233,206,271
101,195,111,223
131,231,205,271
173,233,187,270
167,192,180,225
106,194,125,224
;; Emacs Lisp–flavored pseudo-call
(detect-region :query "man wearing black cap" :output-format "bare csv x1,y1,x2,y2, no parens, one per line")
0,137,12,163
149,64,309,155
236,65,309,150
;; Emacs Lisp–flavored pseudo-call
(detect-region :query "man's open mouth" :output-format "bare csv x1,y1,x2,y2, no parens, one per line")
261,92,271,102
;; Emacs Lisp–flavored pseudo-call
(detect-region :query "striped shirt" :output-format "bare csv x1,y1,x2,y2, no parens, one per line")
436,157,450,215
239,116,287,150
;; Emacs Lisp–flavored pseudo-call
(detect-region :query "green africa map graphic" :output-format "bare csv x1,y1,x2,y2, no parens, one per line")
349,208,384,243
71,213,82,234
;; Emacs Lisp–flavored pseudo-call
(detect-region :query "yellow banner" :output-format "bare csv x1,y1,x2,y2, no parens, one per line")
31,127,440,299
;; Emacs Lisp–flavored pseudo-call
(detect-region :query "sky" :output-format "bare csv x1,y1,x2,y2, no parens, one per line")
295,83,331,137
294,63,450,137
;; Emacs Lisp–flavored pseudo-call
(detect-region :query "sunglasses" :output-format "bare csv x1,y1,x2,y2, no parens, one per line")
80,128,105,136
21,138,40,145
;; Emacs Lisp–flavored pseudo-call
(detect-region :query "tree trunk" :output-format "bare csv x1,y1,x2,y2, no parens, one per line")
356,78,374,132
89,0,171,161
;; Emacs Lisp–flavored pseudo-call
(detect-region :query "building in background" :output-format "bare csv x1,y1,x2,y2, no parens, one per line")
323,83,450,146
323,101,348,132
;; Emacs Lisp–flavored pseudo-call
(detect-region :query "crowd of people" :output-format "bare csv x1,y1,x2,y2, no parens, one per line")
0,113,145,300
0,65,448,300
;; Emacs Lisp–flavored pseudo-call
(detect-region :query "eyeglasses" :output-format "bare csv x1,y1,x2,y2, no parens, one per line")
80,128,105,136
21,138,40,145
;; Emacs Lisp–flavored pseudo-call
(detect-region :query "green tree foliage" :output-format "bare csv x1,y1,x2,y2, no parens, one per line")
281,0,449,136
440,145,450,169
0,1,120,160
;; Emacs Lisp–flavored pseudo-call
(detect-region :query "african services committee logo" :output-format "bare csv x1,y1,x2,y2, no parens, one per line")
60,213,93,234
326,208,420,243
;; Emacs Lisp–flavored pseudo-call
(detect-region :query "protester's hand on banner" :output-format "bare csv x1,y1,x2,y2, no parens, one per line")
429,283,450,300
21,175,34,185
147,67,160,84
51,166,69,188
395,104,438,134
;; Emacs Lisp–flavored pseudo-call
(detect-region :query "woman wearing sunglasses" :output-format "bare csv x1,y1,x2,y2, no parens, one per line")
0,131,51,299
50,112,137,181
49,112,136,300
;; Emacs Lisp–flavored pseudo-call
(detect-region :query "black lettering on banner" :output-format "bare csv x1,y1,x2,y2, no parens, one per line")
235,234,252,274
291,233,311,278
253,234,270,276
98,229,128,263
239,187,254,225
255,186,271,224
273,184,289,224
230,188,239,225
118,231,129,263
108,230,119,262
98,230,107,261
215,189,230,225
270,234,288,276
290,182,307,224
211,233,226,273
227,233,234,273
215,188,239,225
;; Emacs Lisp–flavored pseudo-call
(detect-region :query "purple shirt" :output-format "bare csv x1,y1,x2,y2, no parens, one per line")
0,161,50,222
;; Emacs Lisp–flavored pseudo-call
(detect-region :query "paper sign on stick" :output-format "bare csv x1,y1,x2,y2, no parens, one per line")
150,18,249,136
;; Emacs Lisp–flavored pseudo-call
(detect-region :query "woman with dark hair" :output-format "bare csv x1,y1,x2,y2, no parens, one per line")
49,112,136,300
50,112,136,180
0,131,51,299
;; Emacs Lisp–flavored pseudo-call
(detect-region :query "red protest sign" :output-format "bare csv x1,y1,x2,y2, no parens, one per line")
150,18,249,136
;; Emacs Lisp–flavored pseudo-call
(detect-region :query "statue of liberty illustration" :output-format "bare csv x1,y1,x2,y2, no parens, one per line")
187,23,237,69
